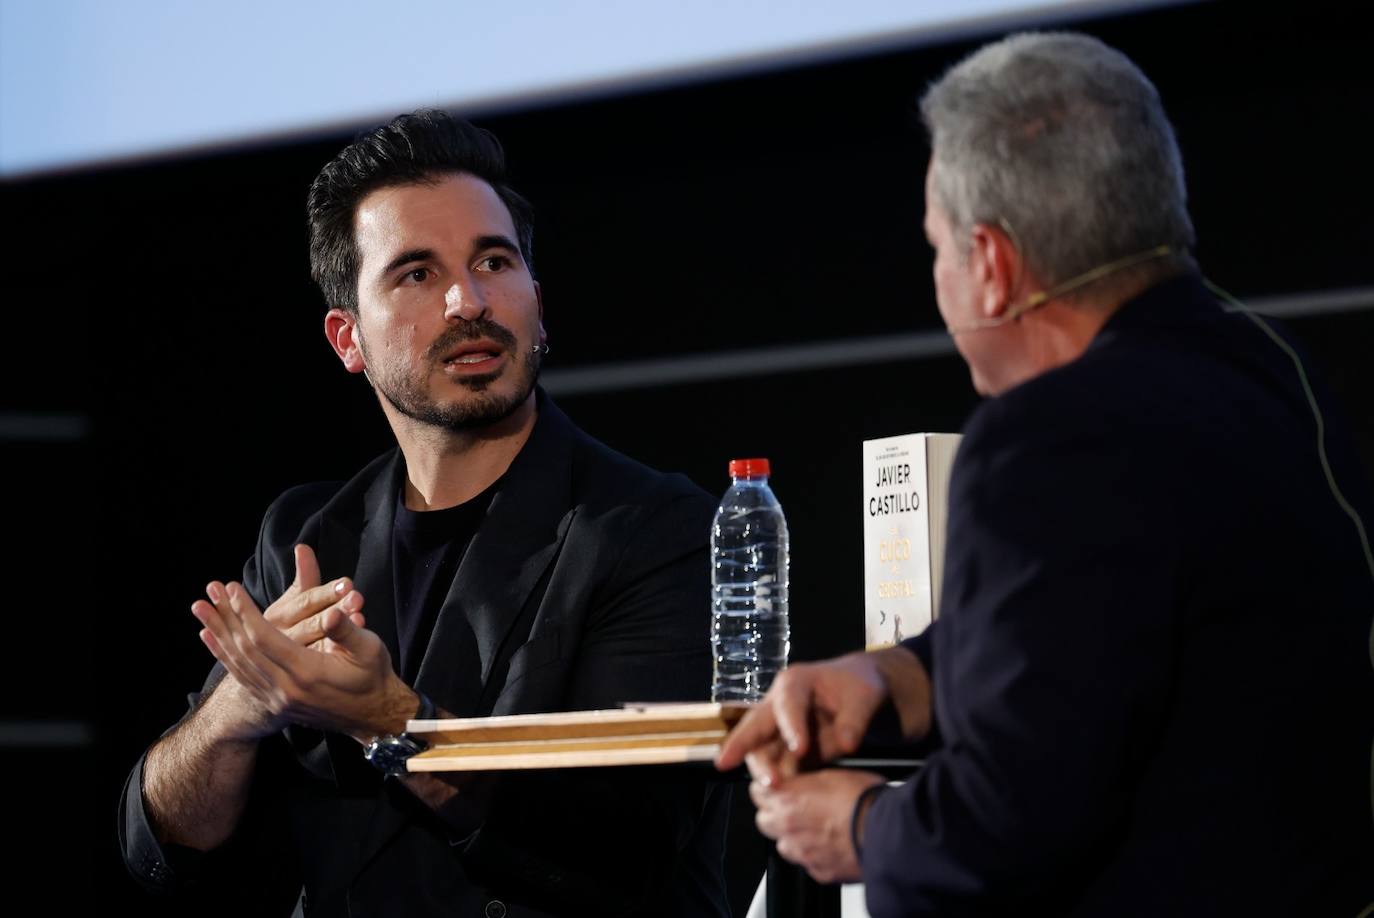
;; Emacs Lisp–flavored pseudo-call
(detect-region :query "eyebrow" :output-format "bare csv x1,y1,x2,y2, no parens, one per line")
377,235,523,281
380,247,435,280
474,234,521,259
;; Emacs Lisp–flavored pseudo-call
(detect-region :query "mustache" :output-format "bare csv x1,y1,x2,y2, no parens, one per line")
426,319,518,362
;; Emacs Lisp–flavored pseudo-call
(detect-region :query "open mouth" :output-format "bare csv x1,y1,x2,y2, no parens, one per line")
445,351,500,365
440,339,505,373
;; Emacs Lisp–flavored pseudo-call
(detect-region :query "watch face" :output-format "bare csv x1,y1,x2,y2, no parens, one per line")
366,735,425,776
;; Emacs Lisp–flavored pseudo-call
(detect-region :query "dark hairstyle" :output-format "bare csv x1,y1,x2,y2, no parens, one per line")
306,109,535,313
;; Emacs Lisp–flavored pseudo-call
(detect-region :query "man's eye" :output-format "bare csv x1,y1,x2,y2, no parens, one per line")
476,255,510,273
403,268,430,284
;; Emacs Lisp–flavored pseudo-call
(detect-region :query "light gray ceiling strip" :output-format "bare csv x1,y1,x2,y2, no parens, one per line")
542,285,1374,397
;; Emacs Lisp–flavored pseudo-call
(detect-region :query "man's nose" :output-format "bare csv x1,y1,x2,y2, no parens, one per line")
444,280,489,322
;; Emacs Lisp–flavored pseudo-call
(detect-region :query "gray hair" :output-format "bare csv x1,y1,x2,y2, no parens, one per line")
920,32,1195,289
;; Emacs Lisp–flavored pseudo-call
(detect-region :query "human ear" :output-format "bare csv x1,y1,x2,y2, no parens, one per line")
324,308,367,374
970,223,1019,319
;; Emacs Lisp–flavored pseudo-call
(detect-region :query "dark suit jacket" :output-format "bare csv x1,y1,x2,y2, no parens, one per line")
861,275,1374,916
120,392,729,918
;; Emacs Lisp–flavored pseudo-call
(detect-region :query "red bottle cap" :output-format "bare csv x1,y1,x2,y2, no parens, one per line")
728,458,771,479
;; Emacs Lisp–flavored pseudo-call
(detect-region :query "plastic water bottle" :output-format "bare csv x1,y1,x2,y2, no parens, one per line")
711,457,790,702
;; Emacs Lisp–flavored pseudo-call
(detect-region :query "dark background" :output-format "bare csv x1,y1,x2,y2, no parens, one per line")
2,0,1371,912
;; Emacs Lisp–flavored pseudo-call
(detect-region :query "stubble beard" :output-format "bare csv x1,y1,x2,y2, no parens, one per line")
360,320,542,432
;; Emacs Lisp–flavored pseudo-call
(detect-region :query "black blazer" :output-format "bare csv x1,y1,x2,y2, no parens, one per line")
860,276,1374,916
121,393,729,918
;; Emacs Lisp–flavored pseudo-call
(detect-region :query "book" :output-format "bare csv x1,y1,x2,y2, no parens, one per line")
862,432,962,649
405,702,750,772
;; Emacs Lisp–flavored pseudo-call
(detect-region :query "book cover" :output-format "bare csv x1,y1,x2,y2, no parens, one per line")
862,433,961,649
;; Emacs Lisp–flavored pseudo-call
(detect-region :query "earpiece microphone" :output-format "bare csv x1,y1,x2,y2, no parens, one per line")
944,298,1044,335
946,245,1174,336
1204,278,1374,589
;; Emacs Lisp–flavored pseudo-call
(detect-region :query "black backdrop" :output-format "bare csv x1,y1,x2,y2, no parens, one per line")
2,1,1372,912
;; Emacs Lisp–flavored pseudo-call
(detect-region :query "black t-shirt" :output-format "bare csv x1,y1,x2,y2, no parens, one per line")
391,480,498,684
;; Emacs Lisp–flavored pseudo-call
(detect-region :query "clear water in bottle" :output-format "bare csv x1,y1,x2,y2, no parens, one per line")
711,458,790,702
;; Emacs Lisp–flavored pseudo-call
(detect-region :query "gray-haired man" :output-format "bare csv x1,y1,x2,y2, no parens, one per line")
720,31,1374,917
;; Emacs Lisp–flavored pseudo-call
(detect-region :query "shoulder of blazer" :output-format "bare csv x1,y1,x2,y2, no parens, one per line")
255,449,401,553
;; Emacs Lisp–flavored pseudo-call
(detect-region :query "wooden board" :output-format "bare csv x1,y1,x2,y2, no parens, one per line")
406,702,750,773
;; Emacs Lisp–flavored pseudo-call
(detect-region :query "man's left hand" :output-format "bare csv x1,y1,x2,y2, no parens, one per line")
749,767,886,885
193,580,416,741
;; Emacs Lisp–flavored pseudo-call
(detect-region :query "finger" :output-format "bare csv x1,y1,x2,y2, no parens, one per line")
717,704,782,770
751,787,782,841
283,611,329,648
805,860,834,886
772,669,815,758
211,585,278,684
222,585,324,710
309,610,366,650
775,837,806,868
283,590,365,646
744,738,792,788
196,598,277,694
319,602,372,654
776,746,801,782
205,581,234,620
193,601,237,668
266,577,355,629
194,605,274,696
205,581,235,627
818,693,875,760
219,580,265,619
210,582,266,668
226,582,309,673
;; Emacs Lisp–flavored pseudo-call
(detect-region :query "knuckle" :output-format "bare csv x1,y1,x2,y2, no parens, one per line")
290,591,313,617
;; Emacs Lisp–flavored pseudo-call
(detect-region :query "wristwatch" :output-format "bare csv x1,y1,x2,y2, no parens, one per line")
364,692,437,778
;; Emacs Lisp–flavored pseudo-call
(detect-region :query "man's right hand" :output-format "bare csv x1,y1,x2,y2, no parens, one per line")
193,544,365,742
715,646,932,787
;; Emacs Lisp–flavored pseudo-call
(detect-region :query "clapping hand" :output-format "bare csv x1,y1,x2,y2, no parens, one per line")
192,544,415,741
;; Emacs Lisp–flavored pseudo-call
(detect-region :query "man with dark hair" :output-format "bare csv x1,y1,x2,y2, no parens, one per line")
719,32,1374,916
120,110,728,917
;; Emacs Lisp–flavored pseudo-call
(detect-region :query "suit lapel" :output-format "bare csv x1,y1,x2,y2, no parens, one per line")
413,395,577,706
310,449,405,672
303,452,405,793
357,393,579,875
351,456,404,677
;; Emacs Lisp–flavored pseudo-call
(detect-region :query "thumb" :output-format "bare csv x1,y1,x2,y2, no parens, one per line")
292,544,321,592
829,710,869,756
